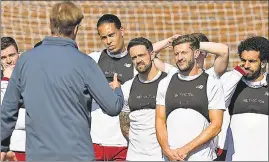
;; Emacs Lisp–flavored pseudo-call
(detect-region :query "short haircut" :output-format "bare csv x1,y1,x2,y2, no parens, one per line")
172,34,200,51
97,14,121,29
238,36,269,62
50,1,84,37
127,37,153,53
1,37,19,52
191,33,209,42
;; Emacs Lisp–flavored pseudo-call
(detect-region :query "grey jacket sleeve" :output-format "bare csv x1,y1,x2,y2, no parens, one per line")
1,64,21,152
84,57,124,116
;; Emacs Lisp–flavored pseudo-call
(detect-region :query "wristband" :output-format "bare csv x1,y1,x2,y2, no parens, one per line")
2,77,10,81
234,65,246,76
216,148,223,156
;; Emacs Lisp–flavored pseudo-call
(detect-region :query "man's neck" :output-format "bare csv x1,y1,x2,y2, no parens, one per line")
51,34,74,40
197,58,205,69
179,63,203,76
248,73,264,82
138,63,159,81
109,46,126,55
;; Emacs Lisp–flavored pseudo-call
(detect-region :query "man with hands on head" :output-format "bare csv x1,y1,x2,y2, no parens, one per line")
155,34,226,161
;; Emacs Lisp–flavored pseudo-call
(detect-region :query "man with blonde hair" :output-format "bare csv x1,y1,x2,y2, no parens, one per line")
1,2,124,161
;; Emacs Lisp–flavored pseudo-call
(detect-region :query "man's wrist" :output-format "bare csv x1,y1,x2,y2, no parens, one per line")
234,65,246,76
2,77,10,81
216,148,223,156
162,147,171,156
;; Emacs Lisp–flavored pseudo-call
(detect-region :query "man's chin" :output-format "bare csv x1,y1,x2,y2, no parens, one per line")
107,48,119,54
178,67,189,72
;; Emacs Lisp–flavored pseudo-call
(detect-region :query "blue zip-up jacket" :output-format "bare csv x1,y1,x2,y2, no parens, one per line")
1,36,124,161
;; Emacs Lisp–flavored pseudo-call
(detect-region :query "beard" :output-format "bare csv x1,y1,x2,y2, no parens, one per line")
244,66,261,81
136,61,152,74
176,58,195,72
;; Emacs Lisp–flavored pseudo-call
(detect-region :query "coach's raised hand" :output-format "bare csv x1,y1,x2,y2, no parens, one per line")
109,73,121,90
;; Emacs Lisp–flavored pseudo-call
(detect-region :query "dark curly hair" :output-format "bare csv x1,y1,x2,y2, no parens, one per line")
238,36,269,62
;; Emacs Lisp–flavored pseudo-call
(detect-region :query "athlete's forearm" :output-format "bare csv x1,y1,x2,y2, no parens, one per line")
156,115,170,153
182,110,223,153
183,122,222,153
200,42,229,76
153,38,170,54
119,111,130,140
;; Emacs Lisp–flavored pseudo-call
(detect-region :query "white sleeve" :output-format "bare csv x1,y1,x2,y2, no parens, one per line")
121,78,134,113
1,80,9,104
1,80,25,130
164,63,178,75
217,108,230,149
156,75,172,106
15,108,26,130
205,66,219,79
207,76,226,110
220,70,243,107
88,51,102,63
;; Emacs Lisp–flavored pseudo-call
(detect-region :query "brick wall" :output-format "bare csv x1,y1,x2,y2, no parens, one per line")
1,1,268,69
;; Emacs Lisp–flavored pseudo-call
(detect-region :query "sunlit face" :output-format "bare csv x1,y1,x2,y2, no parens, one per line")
98,23,124,54
1,45,19,69
240,50,262,81
129,45,152,74
173,43,195,72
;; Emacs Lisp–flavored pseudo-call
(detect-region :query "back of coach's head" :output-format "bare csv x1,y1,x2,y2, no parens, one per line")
49,1,84,40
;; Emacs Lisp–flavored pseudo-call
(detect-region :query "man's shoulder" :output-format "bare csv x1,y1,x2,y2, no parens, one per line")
122,77,135,91
206,74,223,91
205,67,220,79
88,51,103,63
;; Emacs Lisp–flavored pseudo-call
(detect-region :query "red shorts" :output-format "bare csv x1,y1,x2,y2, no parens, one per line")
14,152,26,161
93,143,127,161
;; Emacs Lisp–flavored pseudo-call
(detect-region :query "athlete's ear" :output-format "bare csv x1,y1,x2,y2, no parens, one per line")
120,26,124,37
194,49,200,59
150,51,156,61
261,60,267,69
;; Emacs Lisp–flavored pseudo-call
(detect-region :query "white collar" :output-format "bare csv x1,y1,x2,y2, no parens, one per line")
138,70,162,83
242,73,268,88
106,48,128,58
177,71,204,81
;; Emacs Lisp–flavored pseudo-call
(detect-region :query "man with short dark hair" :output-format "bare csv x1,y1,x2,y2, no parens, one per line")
1,36,25,161
1,2,124,161
119,37,168,161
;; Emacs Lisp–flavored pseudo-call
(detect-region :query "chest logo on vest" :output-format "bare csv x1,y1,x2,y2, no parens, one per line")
196,85,204,89
136,94,156,99
265,91,269,96
243,98,265,104
124,63,131,68
174,93,194,97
